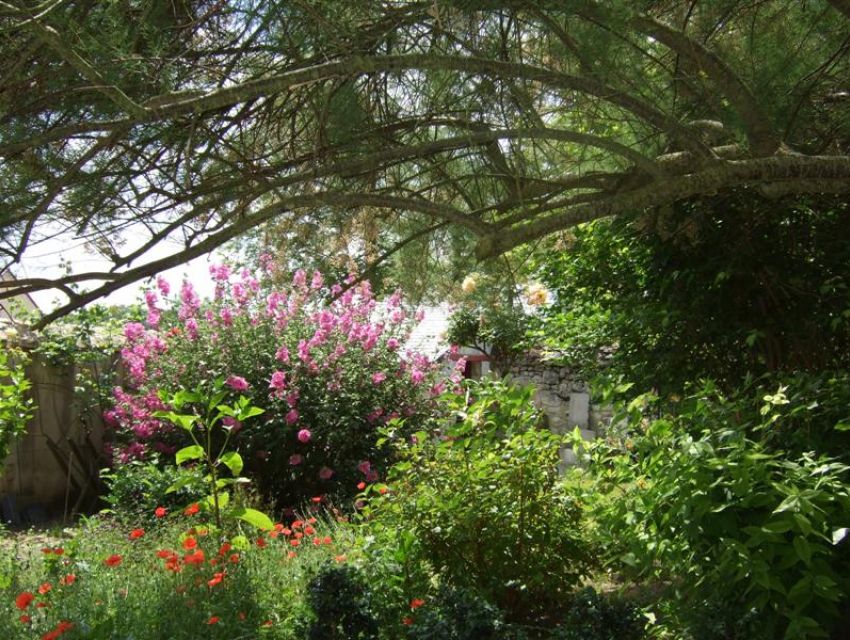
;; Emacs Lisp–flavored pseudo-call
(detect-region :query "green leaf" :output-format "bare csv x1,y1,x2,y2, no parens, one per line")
175,445,205,465
205,492,229,509
218,451,243,476
231,507,273,531
835,422,850,432
230,535,250,550
238,406,265,420
216,477,251,489
165,475,198,494
792,536,812,565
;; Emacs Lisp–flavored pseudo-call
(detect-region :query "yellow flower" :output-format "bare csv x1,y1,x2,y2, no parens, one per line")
461,275,478,294
525,283,549,306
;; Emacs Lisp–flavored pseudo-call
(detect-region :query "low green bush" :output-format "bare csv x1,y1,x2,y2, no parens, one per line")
100,457,206,523
364,380,593,624
555,587,645,640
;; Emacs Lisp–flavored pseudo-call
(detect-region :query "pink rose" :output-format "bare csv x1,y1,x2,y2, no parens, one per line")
297,429,312,443
289,454,303,466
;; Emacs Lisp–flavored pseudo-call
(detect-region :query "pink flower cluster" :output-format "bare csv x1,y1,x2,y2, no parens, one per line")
106,260,449,491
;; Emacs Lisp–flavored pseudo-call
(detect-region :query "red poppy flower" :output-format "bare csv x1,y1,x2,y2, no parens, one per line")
182,537,197,550
38,582,52,595
357,481,366,490
207,616,220,625
289,538,301,547
208,571,225,587
104,554,122,567
184,503,200,516
312,537,321,546
311,496,323,503
218,542,232,556
287,551,297,559
59,574,76,586
323,536,332,545
304,525,315,535
18,614,31,623
56,621,74,633
256,537,266,548
15,592,34,610
157,549,175,559
402,616,414,626
291,519,303,529
183,550,205,565
155,506,167,518
129,528,145,540
410,598,426,610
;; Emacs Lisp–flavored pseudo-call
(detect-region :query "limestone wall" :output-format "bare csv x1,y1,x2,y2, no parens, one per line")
495,353,612,465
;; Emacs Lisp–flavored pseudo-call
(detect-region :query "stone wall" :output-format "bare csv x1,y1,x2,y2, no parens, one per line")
495,352,612,465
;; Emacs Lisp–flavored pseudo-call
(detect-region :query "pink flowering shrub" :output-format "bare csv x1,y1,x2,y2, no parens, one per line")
107,260,459,507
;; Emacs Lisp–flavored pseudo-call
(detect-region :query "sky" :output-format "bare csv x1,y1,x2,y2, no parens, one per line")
15,229,219,313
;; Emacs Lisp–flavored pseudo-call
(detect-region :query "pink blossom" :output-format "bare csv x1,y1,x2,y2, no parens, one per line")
292,270,307,288
220,307,234,327
297,429,312,443
222,416,242,433
310,271,324,290
123,322,146,341
185,317,199,340
410,369,425,385
319,466,334,480
289,453,303,466
357,460,371,475
275,345,290,363
209,263,231,282
269,370,287,392
226,375,250,392
156,275,171,296
371,371,386,385
146,309,161,327
387,338,400,351
285,409,299,425
365,470,379,483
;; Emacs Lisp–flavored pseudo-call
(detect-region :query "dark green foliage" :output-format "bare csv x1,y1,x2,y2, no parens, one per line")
305,565,379,640
579,380,850,639
555,588,645,640
405,586,503,640
537,193,850,394
100,457,205,523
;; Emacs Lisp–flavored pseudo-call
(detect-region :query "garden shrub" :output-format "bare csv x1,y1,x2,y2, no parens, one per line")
100,457,206,523
364,379,593,624
404,585,503,640
0,336,34,466
303,564,379,640
554,587,645,640
107,260,452,508
580,381,850,639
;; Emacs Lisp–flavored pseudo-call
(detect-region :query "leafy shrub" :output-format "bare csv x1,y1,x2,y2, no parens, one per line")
303,565,379,640
107,261,453,508
100,457,205,523
0,338,34,465
365,380,593,623
554,587,645,640
404,586,503,640
580,381,850,639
